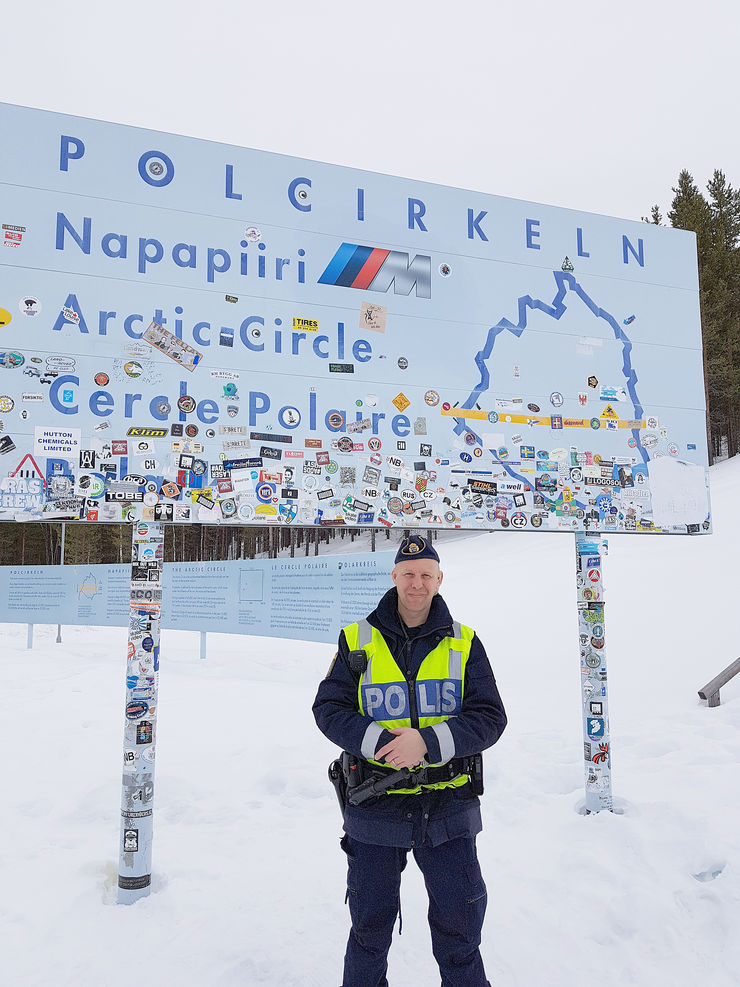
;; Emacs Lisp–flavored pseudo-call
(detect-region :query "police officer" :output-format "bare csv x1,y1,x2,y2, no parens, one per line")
313,534,507,987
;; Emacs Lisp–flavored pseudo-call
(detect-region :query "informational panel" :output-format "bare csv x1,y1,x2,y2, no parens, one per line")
0,103,710,533
0,552,394,644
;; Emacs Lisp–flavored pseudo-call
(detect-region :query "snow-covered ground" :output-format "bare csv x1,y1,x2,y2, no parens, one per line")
3,461,740,987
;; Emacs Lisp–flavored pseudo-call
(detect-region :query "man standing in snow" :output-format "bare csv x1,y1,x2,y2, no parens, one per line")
313,534,507,987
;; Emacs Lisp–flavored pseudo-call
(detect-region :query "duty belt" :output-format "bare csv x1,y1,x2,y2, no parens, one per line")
361,756,475,785
347,755,482,807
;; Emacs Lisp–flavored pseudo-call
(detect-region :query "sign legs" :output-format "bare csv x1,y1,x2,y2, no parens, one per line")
575,533,613,813
117,521,164,904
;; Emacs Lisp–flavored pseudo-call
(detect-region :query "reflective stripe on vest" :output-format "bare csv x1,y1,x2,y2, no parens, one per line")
343,618,474,794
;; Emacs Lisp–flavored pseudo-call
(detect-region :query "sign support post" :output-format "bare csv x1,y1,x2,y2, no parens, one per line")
56,522,65,644
118,521,163,904
575,533,612,813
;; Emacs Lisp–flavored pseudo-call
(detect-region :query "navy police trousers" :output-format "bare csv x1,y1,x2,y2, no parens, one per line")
341,834,491,987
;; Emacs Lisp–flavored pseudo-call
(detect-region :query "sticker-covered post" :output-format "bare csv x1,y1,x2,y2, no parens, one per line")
575,533,612,813
118,520,164,904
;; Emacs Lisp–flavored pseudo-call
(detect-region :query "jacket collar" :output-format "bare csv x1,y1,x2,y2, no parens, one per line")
371,587,453,640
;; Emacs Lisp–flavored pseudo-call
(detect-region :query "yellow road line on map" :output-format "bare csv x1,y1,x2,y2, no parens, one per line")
440,408,645,429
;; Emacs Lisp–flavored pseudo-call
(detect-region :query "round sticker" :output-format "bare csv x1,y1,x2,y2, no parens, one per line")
94,371,110,387
487,411,499,424
590,418,601,429
368,437,381,452
238,503,255,520
424,390,440,407
388,497,404,514
143,492,158,507
0,395,14,412
244,226,261,242
337,437,353,452
178,395,196,413
0,351,24,367
439,263,451,277
550,391,564,407
155,400,171,416
326,460,338,474
531,515,543,528
497,447,509,460
459,452,472,463
398,357,408,370
473,447,482,457
442,402,451,412
365,394,378,408
465,432,476,446
124,361,143,378
327,412,344,430
191,459,207,476
185,424,198,437
19,296,41,317
527,403,540,413
0,308,12,327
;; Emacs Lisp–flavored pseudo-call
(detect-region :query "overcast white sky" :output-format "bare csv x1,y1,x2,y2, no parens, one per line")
2,0,737,223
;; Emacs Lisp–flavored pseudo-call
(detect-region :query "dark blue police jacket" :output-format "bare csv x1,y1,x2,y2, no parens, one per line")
313,587,507,848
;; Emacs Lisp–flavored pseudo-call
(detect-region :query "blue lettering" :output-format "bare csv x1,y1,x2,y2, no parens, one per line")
249,391,270,426
392,414,411,437
49,375,79,415
312,335,329,358
207,247,231,283
50,294,89,334
193,321,211,346
240,316,265,351
101,232,127,259
138,150,175,188
622,235,645,267
197,399,219,424
577,227,590,258
225,164,243,200
124,314,144,339
353,338,372,363
288,177,311,212
526,218,541,250
467,209,488,241
60,135,85,172
55,212,91,253
357,187,365,221
89,390,114,417
149,395,170,421
408,197,428,232
172,243,197,268
138,238,163,274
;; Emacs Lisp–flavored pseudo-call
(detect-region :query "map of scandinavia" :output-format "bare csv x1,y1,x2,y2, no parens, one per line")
434,267,710,534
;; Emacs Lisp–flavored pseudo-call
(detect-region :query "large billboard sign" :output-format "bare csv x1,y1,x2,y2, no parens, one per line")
0,103,710,532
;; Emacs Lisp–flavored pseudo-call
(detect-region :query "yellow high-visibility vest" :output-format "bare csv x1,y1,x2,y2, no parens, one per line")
343,618,474,795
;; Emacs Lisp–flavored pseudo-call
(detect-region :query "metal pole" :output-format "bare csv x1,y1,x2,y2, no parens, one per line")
575,532,613,813
26,623,33,649
117,520,164,904
56,522,66,644
200,630,207,660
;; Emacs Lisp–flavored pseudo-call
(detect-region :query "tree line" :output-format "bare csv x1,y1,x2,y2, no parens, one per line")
0,522,392,566
645,168,740,462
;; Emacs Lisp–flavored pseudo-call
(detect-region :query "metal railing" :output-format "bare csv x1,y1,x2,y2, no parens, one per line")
698,658,740,707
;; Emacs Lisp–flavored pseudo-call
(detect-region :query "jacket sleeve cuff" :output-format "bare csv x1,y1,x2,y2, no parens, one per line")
419,725,441,763
426,722,455,763
370,727,396,759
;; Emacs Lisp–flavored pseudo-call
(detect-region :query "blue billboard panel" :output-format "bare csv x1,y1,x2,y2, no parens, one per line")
0,553,395,644
0,103,710,533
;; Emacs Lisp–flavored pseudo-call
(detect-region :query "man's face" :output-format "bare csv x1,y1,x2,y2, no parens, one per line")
392,559,443,622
